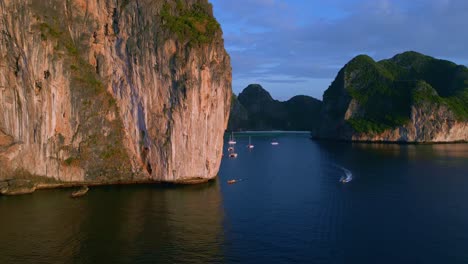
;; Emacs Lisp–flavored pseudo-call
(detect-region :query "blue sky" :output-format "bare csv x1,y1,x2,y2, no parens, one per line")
210,0,468,100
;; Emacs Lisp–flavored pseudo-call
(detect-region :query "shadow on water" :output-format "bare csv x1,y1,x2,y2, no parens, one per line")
0,182,225,264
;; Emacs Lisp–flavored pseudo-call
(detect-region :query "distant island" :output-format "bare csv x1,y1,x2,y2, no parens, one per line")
229,51,468,143
228,84,322,131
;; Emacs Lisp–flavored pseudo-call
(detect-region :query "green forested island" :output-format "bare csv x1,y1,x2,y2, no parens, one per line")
229,52,467,142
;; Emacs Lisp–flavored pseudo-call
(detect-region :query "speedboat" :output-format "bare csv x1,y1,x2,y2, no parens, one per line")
340,175,352,183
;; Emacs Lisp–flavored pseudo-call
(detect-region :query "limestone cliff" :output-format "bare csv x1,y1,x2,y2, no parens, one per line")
316,52,467,143
0,0,231,184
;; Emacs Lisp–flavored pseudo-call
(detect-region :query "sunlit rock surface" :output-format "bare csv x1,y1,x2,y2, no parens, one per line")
0,0,231,183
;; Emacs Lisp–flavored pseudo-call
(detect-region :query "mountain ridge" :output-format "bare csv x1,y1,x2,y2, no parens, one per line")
228,84,322,131
230,51,467,143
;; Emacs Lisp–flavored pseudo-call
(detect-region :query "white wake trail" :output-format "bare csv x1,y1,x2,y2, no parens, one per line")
331,164,353,183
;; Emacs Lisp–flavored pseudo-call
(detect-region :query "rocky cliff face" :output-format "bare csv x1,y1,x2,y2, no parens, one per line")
0,0,231,184
316,52,468,142
347,103,468,142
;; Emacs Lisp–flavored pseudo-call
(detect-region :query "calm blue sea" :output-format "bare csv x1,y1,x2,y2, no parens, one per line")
1,133,467,263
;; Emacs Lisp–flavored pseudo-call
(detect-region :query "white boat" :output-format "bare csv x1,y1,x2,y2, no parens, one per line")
339,168,353,183
271,139,279,145
340,176,352,183
228,132,236,145
228,146,234,152
247,136,254,149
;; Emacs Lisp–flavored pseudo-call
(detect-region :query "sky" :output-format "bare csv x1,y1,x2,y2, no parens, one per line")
210,0,468,101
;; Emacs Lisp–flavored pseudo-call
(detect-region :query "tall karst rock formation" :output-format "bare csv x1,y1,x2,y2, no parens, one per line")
0,0,231,184
316,52,467,142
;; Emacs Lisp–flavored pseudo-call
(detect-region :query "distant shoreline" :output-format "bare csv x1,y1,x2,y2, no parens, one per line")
311,136,468,145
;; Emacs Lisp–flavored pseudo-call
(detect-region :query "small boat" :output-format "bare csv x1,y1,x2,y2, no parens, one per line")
71,186,89,198
227,179,237,184
339,174,352,183
339,166,353,183
271,140,279,145
229,144,238,158
339,177,351,183
247,136,254,149
228,132,237,145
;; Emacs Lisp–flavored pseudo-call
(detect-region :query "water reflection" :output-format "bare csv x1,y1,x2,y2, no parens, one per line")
2,137,468,263
316,141,468,164
350,143,468,159
345,143,468,169
0,182,224,264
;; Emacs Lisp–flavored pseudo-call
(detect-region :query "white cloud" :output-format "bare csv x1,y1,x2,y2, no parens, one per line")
211,0,468,99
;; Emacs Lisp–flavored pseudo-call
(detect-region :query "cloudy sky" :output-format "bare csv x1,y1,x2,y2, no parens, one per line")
210,0,468,100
